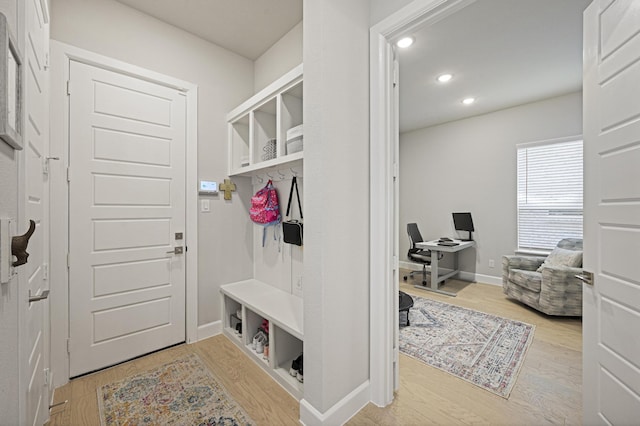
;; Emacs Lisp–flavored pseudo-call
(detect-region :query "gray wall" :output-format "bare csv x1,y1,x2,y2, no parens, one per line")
370,0,414,25
0,1,21,423
302,0,370,418
50,0,256,326
254,21,302,93
399,92,583,281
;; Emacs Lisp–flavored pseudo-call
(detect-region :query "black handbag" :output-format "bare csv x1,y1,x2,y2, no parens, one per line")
282,176,303,246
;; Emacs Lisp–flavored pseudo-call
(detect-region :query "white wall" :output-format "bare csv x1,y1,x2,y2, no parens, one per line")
0,1,22,423
369,0,414,25
302,0,370,423
399,92,583,281
254,21,302,93
50,0,255,326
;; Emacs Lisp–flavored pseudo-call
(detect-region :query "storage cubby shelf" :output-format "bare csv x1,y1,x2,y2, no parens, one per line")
227,64,303,176
229,152,303,177
221,279,304,400
221,279,303,339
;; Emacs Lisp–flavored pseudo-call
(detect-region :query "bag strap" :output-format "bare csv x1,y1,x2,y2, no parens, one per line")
286,177,303,219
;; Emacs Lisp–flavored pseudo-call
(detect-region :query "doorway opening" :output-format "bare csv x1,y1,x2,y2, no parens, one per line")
370,0,588,413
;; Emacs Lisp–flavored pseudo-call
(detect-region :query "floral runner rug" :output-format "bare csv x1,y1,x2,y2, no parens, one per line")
400,295,535,398
97,353,253,425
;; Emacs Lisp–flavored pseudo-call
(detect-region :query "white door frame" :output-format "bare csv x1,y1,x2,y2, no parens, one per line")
49,41,198,386
369,0,476,406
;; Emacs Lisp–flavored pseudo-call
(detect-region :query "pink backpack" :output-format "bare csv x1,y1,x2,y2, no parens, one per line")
250,180,281,226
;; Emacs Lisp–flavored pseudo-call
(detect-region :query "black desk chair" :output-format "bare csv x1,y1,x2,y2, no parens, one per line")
403,223,441,286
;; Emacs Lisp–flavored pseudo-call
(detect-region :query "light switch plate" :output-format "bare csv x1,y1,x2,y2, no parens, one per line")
201,199,211,213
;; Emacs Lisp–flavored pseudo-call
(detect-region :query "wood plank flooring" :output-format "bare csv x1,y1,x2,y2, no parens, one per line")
348,276,582,425
48,275,581,425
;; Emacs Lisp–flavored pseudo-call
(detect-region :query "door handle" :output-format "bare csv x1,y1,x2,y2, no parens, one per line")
575,271,594,286
166,246,184,255
29,289,49,302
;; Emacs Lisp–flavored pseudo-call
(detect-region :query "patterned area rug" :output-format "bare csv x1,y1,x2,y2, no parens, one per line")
97,353,253,425
400,296,535,398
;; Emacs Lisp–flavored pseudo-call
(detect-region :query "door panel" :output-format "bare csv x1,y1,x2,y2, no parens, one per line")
68,60,186,377
23,0,49,424
583,0,640,423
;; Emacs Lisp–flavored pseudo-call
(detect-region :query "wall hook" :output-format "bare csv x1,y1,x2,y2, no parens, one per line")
290,168,298,176
12,220,35,267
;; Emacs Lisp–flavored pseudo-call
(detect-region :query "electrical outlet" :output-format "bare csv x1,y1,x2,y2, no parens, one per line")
489,259,495,268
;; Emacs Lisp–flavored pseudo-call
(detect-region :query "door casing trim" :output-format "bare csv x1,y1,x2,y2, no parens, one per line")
49,40,198,386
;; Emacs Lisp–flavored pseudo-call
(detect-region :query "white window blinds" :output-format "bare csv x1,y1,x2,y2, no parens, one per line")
517,139,583,251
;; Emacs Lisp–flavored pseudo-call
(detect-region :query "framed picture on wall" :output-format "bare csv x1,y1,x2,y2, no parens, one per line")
0,12,23,150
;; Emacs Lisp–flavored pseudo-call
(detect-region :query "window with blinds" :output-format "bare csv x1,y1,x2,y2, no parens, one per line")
517,138,583,251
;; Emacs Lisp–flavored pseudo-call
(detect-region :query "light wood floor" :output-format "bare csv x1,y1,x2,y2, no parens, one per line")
349,276,582,425
49,276,581,425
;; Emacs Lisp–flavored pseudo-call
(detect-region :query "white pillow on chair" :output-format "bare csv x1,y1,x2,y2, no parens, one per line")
537,247,583,272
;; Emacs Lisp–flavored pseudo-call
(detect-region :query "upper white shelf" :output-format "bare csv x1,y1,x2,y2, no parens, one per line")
227,64,303,177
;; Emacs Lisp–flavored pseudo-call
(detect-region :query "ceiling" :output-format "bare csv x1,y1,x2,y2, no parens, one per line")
114,0,590,133
396,0,592,133
114,0,302,60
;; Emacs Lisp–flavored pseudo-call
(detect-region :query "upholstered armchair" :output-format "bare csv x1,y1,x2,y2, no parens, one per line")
502,238,583,316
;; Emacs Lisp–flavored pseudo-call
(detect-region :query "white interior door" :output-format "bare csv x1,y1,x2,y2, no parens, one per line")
68,60,187,377
583,0,640,422
21,0,50,424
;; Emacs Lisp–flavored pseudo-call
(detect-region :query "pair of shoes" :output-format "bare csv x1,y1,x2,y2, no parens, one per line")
234,322,242,336
263,343,269,360
261,319,269,334
252,330,268,354
289,354,303,383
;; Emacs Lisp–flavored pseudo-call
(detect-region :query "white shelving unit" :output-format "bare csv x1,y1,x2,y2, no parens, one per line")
221,280,304,399
227,64,303,177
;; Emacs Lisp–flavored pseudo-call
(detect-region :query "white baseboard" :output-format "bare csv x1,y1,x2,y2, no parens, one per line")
399,260,427,271
300,381,370,426
196,320,222,341
457,271,502,286
400,261,502,286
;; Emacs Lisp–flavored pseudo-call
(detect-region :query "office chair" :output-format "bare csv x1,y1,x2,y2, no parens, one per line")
403,223,442,286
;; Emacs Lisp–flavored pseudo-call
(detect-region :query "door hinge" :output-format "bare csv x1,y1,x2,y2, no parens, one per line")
43,263,49,282
44,368,50,385
44,52,50,70
66,80,71,96
66,253,70,269
393,162,399,180
393,66,398,88
66,167,71,182
66,338,71,354
393,255,398,268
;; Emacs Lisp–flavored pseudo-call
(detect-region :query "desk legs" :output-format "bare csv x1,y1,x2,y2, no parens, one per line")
413,250,458,297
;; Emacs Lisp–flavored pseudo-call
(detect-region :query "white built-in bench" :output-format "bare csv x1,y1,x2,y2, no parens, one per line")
220,279,303,399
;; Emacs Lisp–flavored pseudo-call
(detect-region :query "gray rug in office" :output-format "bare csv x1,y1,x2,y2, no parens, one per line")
399,296,535,398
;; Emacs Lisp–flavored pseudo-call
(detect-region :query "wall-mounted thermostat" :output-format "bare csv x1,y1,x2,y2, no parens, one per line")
199,180,218,195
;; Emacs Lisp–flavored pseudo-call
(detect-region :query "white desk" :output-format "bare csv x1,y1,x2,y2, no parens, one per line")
414,239,476,296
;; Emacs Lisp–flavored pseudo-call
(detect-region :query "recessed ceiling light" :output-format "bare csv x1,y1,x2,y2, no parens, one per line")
437,73,453,83
462,97,476,105
396,37,414,48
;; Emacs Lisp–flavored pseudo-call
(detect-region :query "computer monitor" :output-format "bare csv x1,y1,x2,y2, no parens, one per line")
452,212,474,241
